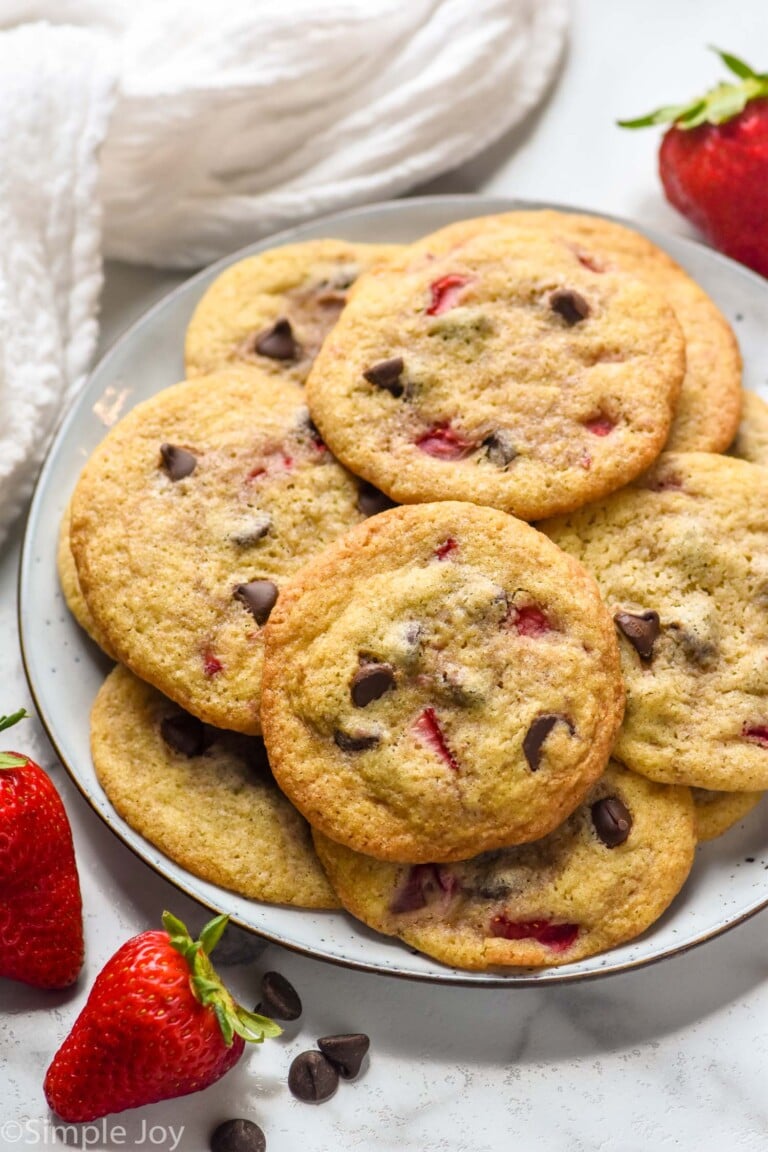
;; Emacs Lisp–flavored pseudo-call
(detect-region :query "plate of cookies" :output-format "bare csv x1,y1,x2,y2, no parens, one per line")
20,195,768,985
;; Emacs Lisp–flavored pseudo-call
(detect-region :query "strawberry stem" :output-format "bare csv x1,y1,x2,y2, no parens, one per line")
618,48,768,130
162,911,282,1046
0,708,28,734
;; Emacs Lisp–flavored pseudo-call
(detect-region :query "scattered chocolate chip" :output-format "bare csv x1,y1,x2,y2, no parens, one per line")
356,481,397,518
549,288,590,324
483,430,517,467
258,971,302,1021
363,357,405,397
351,662,396,707
591,796,632,847
231,513,272,546
288,1051,339,1104
614,610,660,660
210,1118,266,1152
234,580,278,625
254,318,300,361
160,443,197,481
160,712,208,757
523,713,573,771
334,728,380,752
317,1033,370,1079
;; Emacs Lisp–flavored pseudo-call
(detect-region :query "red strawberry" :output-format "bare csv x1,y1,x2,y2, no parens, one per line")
0,709,83,989
619,49,768,277
44,911,281,1122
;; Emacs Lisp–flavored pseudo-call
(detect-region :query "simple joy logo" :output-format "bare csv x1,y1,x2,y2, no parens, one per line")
0,1118,185,1149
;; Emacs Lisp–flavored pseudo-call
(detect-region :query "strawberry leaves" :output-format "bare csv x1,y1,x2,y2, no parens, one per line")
163,911,282,1046
618,48,768,130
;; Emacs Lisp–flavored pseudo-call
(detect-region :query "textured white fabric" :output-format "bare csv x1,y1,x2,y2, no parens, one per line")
1,0,569,268
0,1,567,545
0,22,116,547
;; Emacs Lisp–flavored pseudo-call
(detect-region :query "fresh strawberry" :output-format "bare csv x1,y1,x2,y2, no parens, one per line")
44,911,281,1122
0,709,83,989
619,49,768,276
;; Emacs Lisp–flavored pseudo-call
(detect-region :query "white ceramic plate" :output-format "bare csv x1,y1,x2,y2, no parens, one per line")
19,195,768,987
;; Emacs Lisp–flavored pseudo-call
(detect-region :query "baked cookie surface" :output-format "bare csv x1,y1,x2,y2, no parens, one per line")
729,389,768,466
543,452,768,790
305,216,686,520
692,788,763,842
495,210,742,453
57,501,116,658
313,763,695,970
70,369,368,734
91,665,338,908
261,501,625,863
185,239,400,384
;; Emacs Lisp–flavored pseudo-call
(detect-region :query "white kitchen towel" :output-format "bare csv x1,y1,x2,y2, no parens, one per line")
0,22,116,547
0,1,567,546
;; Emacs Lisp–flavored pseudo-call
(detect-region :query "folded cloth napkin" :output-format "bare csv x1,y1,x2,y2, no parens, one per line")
0,0,567,546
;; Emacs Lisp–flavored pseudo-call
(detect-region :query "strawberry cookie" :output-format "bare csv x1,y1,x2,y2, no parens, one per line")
261,502,625,863
692,788,763,842
57,501,116,658
488,209,742,453
70,368,372,734
185,239,400,385
91,665,338,907
305,217,686,520
730,389,768,466
543,452,768,790
313,763,695,970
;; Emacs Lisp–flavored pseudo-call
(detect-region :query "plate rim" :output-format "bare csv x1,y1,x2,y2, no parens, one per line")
19,192,768,988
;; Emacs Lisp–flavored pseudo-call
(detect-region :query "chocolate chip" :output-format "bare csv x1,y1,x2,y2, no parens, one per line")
210,1118,266,1152
614,611,660,660
254,318,300,361
549,289,590,325
523,713,573,771
258,971,302,1021
591,796,632,847
160,712,208,757
160,443,196,480
234,580,278,624
357,482,397,517
483,430,517,467
334,729,380,752
317,1033,370,1079
288,1051,339,1103
363,357,405,397
351,663,395,707
231,513,272,546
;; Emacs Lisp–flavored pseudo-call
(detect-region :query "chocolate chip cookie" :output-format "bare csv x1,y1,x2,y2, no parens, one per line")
70,368,369,734
729,389,768,466
185,239,400,385
91,665,338,907
692,788,763,842
57,501,116,658
313,762,695,969
261,501,625,862
543,452,768,790
306,216,686,520
493,210,742,453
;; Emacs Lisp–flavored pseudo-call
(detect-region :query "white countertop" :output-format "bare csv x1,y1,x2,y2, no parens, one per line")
4,1,768,1148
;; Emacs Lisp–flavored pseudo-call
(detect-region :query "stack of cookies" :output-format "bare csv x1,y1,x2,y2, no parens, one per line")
61,213,768,971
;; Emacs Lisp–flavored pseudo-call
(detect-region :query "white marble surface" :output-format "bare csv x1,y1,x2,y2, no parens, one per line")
4,0,768,1148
